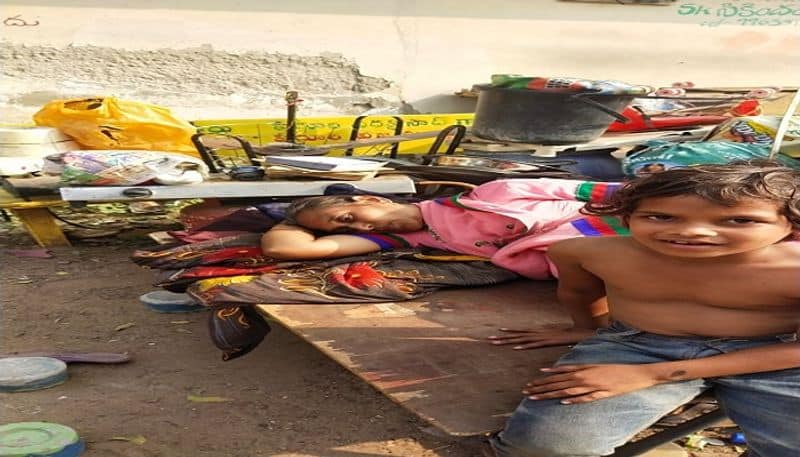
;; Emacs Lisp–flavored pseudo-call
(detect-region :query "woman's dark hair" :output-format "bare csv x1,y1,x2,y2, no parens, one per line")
282,195,359,225
584,160,800,228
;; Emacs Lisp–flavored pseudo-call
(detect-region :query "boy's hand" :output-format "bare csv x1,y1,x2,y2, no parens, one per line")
523,364,661,403
488,326,596,349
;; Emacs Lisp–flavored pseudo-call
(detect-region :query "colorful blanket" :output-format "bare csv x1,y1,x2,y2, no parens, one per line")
133,237,518,360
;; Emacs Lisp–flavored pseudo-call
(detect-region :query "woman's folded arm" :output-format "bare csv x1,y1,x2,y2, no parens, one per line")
261,223,382,259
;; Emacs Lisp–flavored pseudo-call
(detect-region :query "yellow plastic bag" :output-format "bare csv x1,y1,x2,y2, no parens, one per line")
33,97,199,156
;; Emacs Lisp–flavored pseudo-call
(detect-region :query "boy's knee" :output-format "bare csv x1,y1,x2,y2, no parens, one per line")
492,431,614,457
492,400,619,457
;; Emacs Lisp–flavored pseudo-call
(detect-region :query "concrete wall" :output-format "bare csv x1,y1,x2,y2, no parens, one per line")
1,0,798,121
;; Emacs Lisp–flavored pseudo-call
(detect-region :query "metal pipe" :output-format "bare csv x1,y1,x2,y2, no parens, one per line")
285,91,299,144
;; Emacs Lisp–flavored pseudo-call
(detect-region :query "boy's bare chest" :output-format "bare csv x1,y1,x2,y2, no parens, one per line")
592,257,800,307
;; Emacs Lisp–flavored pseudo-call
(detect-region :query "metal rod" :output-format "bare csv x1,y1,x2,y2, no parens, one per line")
285,91,299,144
297,129,458,153
346,116,367,156
611,408,728,457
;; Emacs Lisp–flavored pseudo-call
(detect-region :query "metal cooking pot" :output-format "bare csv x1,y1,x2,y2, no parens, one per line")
472,85,634,145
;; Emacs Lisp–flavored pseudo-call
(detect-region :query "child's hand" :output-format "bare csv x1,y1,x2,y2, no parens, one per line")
523,364,660,403
487,326,596,349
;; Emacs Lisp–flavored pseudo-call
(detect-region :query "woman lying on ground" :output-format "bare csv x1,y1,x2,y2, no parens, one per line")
262,178,624,347
261,178,624,279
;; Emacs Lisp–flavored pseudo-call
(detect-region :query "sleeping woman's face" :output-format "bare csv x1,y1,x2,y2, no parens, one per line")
295,196,425,233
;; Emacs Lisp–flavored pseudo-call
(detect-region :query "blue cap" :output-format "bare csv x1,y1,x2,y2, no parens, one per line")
730,432,747,445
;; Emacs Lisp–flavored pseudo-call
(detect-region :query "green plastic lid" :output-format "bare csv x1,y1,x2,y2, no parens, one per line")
0,422,83,457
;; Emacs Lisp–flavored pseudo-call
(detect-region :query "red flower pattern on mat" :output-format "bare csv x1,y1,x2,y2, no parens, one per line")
330,262,386,289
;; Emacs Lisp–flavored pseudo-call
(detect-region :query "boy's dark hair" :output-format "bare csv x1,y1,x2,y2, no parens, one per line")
282,195,358,225
584,160,800,228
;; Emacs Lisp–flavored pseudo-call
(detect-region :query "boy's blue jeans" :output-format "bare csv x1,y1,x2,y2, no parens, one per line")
490,321,800,457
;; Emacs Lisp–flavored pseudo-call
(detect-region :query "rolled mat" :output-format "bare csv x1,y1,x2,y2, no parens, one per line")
0,352,131,364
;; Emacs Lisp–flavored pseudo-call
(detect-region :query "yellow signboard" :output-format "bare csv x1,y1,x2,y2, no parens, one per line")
192,113,474,156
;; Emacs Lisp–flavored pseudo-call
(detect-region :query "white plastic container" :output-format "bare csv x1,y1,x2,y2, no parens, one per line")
0,127,80,176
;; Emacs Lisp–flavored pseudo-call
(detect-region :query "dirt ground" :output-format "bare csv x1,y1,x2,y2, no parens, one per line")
0,232,482,457
1,222,745,457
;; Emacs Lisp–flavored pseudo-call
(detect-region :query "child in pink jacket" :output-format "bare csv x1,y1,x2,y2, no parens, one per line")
261,179,625,279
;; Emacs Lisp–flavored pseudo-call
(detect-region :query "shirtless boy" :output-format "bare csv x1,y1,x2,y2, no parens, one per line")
487,161,800,457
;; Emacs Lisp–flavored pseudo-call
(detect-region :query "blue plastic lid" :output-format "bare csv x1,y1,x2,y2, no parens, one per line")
139,291,205,313
0,357,68,393
139,290,196,306
0,422,84,457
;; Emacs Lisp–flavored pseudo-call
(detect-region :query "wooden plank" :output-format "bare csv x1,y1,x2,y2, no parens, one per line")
0,187,70,247
257,279,571,436
59,175,416,201
11,207,70,247
0,187,64,209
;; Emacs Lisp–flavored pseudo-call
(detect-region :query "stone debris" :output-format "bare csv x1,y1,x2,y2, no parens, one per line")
0,42,401,122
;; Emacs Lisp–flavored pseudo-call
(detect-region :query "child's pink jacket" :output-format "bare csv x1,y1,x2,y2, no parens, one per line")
355,178,627,279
